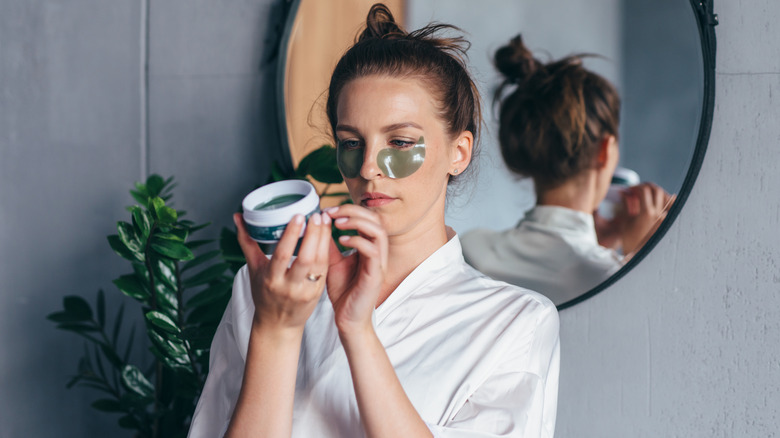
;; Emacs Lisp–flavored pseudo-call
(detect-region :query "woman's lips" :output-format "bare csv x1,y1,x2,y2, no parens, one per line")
360,192,396,207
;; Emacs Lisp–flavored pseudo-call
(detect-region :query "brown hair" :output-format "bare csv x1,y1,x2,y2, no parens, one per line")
325,3,482,183
494,35,621,190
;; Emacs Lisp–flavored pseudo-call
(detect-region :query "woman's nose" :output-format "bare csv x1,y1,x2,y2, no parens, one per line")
359,145,383,180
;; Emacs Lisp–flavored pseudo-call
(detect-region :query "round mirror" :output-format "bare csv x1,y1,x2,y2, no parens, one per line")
276,0,717,309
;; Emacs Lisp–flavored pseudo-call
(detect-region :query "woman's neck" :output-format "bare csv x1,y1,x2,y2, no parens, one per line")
375,205,449,307
536,171,600,214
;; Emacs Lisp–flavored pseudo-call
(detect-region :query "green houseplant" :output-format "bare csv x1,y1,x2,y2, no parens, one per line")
48,145,349,437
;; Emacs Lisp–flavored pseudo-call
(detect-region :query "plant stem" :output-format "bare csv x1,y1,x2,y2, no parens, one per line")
143,223,162,438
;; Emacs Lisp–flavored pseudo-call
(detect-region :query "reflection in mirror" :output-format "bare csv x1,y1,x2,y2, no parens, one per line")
281,0,705,307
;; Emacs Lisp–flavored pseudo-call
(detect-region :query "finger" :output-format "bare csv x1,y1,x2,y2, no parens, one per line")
288,213,325,281
316,213,333,267
333,216,385,240
328,235,346,265
268,214,305,275
324,204,381,225
338,234,383,277
233,213,267,270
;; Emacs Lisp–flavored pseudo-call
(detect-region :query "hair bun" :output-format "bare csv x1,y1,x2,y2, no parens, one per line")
358,3,407,41
493,34,541,84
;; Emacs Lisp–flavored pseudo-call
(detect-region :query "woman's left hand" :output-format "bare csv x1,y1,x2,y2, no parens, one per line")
324,204,389,336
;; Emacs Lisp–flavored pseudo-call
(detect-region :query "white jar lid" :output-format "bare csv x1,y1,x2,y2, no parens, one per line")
242,180,319,227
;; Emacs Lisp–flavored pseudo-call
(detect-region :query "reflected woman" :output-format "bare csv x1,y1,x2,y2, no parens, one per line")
189,6,559,438
462,35,673,305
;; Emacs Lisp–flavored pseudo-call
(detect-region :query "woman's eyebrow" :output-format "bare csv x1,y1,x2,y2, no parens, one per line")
382,122,422,133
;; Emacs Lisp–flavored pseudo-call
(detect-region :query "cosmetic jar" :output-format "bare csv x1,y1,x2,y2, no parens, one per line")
599,167,640,220
242,180,320,245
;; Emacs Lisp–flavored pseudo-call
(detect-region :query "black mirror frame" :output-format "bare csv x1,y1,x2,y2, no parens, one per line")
272,0,719,311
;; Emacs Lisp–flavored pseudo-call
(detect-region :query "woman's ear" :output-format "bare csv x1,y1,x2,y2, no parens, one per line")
450,130,474,175
596,135,618,168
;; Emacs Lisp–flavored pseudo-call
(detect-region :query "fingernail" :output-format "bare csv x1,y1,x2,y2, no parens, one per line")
312,213,322,225
323,206,339,214
293,214,304,224
339,235,350,242
335,217,348,225
322,213,331,224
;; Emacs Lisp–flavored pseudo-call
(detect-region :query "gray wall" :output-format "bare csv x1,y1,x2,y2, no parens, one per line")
556,3,780,437
2,1,779,437
0,0,281,436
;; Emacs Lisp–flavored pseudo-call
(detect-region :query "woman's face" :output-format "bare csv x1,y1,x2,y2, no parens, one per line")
335,75,471,238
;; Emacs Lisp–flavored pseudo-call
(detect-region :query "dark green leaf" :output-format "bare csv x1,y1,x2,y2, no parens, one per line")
131,206,151,238
112,275,149,302
63,296,93,321
168,227,188,241
118,414,141,430
149,197,165,216
100,343,123,369
120,365,154,399
117,221,143,253
152,257,178,290
157,206,178,224
91,399,123,413
47,311,87,324
186,239,212,250
107,235,140,262
182,250,221,272
151,236,194,260
146,174,165,197
182,263,229,288
112,303,125,346
130,189,149,206
123,326,136,363
56,323,100,333
186,281,232,308
186,293,231,325
271,161,289,182
147,330,191,370
186,222,210,233
155,232,184,242
145,310,180,334
96,290,105,329
296,145,343,184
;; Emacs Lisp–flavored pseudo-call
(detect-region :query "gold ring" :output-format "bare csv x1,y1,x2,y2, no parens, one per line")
305,273,322,282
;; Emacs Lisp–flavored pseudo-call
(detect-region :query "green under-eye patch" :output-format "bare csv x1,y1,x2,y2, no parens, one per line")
337,136,426,180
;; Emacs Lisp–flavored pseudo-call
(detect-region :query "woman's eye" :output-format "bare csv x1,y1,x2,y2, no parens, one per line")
338,139,361,150
390,139,415,149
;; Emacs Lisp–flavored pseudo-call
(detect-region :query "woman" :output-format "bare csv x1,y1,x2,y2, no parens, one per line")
462,35,674,305
189,6,559,438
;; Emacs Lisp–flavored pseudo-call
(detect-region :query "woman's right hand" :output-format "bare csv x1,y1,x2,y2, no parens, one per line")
233,211,332,333
618,182,676,255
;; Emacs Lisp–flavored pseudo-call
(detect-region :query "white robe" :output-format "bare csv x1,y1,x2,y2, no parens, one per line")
461,205,623,306
188,235,559,437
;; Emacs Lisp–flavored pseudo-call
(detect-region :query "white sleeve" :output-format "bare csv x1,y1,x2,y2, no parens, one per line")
427,304,560,438
188,266,253,438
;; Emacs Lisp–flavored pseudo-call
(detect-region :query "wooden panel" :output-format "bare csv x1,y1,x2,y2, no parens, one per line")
284,0,406,166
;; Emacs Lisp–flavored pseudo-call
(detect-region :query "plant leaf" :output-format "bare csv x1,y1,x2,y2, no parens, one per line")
145,310,180,334
151,236,194,260
118,414,141,430
112,275,150,302
296,145,343,184
131,207,151,239
112,303,125,346
100,343,124,370
146,174,165,197
117,222,143,256
120,365,154,399
186,239,212,250
96,290,105,329
182,250,221,273
107,235,141,262
186,281,232,308
182,263,229,288
91,399,123,413
157,206,178,224
63,296,93,321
